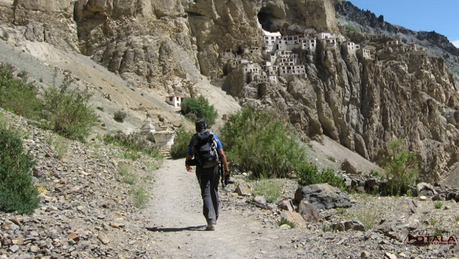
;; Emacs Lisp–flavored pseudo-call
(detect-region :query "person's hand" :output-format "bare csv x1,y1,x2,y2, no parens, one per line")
224,170,230,177
186,165,192,172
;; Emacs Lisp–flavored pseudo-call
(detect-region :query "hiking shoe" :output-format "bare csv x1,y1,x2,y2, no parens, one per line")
225,176,235,185
206,223,215,231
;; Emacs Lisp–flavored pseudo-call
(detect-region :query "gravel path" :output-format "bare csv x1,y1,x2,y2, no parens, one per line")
142,158,300,259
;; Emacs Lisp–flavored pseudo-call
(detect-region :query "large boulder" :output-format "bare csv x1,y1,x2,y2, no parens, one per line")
294,183,351,210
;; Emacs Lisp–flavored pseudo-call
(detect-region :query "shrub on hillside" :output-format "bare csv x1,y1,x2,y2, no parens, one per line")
180,96,217,126
103,131,162,159
113,110,127,123
41,74,98,142
0,63,42,119
381,139,418,195
220,105,307,178
170,126,194,159
0,126,39,215
345,25,358,32
297,163,345,190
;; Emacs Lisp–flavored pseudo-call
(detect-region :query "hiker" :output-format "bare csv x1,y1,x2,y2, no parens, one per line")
185,119,233,231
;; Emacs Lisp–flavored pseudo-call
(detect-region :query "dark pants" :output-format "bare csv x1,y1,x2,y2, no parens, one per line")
196,165,220,224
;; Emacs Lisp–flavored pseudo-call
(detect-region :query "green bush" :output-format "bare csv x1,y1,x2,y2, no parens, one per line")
318,168,345,189
297,163,345,190
170,126,194,159
0,63,42,119
220,105,307,178
0,126,39,214
41,74,98,142
434,201,443,209
0,64,97,142
381,139,418,195
181,96,217,126
297,162,319,186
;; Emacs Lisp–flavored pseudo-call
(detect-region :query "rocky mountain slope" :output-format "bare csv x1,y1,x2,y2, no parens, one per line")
1,0,459,175
0,0,372,172
335,1,459,83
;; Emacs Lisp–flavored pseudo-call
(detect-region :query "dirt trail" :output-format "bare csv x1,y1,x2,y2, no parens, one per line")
142,158,297,259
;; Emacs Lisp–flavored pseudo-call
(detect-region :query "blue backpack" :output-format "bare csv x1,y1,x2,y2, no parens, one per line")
192,130,219,168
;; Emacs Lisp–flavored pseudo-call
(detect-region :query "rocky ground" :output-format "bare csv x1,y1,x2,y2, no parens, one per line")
1,109,459,259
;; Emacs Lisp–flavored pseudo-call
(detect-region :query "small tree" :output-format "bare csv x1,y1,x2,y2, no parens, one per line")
381,139,418,195
180,96,217,126
0,126,39,214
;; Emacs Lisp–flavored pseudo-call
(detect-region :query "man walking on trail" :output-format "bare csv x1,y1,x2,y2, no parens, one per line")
185,119,232,231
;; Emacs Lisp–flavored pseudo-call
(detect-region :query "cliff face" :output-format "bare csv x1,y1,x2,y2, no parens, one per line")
229,39,459,182
1,0,338,88
1,0,459,183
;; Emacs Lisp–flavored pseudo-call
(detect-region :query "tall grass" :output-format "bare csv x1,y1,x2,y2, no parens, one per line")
117,162,149,208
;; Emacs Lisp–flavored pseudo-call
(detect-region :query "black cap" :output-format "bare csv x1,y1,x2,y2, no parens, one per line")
195,119,207,132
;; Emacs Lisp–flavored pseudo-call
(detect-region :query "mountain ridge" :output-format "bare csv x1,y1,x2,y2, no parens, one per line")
335,1,459,83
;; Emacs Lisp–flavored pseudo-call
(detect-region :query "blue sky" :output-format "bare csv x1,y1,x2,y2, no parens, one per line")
349,0,459,47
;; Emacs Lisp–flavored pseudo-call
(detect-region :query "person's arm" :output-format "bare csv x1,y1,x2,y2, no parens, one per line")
185,155,193,172
185,139,193,172
217,148,230,177
214,135,230,176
